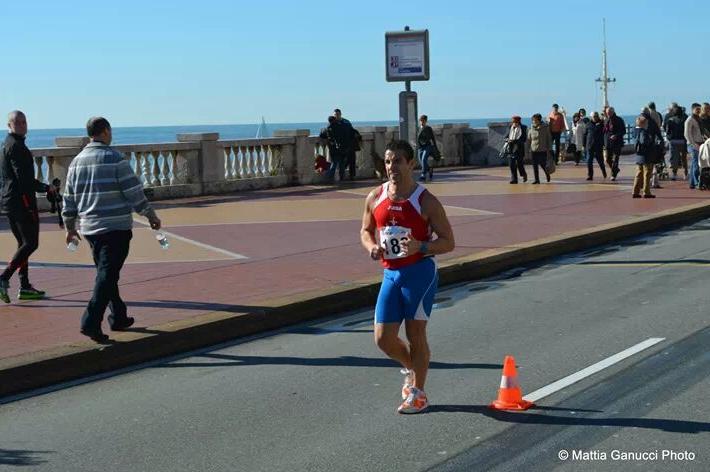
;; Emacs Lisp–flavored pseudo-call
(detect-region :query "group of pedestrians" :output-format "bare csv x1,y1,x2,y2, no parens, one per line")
505,101,710,198
319,110,441,184
0,111,161,342
318,108,360,182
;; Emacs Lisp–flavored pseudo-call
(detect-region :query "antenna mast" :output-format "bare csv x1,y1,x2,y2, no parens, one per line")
595,18,616,108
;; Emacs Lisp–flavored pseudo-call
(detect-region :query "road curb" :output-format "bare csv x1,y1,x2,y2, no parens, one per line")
2,201,710,398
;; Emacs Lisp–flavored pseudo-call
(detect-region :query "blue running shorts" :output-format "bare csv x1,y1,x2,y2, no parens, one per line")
374,257,438,324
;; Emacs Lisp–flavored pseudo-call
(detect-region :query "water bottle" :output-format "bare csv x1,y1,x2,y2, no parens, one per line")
67,237,79,252
155,231,169,250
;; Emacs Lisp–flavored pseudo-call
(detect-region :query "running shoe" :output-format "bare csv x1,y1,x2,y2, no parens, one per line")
398,387,429,414
400,368,413,400
0,279,9,304
18,286,46,300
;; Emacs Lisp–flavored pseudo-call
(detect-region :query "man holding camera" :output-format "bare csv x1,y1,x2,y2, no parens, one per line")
0,110,53,303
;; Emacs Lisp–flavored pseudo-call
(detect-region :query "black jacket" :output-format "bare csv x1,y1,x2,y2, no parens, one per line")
417,125,436,148
603,115,626,149
0,133,48,215
506,124,527,158
330,119,356,153
664,115,686,141
584,121,604,152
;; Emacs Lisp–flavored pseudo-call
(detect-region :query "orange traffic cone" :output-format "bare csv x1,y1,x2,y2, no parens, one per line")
489,355,534,410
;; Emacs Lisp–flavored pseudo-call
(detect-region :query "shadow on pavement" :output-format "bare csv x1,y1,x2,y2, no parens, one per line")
427,405,710,433
159,353,502,370
578,259,710,265
0,448,53,466
55,299,270,314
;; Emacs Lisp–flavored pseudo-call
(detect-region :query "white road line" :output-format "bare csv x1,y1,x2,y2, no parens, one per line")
523,337,665,403
145,217,358,227
134,218,248,260
443,205,502,216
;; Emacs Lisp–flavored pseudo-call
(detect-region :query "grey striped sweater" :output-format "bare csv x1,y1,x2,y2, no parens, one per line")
62,142,156,235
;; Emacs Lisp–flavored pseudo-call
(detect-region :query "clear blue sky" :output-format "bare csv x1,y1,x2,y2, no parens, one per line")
2,0,708,129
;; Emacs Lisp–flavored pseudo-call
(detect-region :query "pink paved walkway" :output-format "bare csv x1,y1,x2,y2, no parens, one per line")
1,158,707,361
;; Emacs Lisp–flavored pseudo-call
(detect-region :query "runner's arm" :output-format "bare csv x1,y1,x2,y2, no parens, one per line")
360,189,383,260
406,193,455,255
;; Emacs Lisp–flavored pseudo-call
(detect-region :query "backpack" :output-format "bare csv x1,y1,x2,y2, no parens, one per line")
352,129,362,151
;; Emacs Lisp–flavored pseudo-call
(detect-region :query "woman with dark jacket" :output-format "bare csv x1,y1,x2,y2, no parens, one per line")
632,115,656,198
583,112,607,181
506,116,528,184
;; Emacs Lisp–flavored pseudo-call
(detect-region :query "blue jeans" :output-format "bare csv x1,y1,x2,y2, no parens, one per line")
326,152,346,181
688,145,700,188
418,145,433,179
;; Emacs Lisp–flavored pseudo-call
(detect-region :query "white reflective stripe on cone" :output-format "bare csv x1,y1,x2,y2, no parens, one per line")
500,376,520,389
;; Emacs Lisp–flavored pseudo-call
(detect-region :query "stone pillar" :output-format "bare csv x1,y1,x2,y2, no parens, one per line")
462,128,489,166
450,124,471,165
273,129,312,185
488,122,512,166
358,126,387,179
177,132,221,192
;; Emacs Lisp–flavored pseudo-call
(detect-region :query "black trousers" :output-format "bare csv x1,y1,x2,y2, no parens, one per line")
531,152,548,182
81,230,132,332
346,150,357,179
587,148,607,178
509,154,527,182
551,132,562,163
327,151,346,181
1,209,39,287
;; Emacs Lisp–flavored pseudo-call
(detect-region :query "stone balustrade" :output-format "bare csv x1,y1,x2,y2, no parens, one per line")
29,123,484,207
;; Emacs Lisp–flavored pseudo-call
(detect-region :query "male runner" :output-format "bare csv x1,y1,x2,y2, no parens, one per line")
360,140,455,414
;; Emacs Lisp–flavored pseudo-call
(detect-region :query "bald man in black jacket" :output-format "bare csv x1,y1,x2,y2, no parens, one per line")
0,110,51,303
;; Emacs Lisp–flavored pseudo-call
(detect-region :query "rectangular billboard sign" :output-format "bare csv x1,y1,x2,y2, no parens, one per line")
385,29,429,82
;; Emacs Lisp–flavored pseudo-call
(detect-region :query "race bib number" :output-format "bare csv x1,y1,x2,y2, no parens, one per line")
379,226,411,260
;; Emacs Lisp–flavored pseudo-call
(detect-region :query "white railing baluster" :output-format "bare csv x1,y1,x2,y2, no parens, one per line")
46,156,55,183
151,152,160,186
34,155,45,184
160,151,170,186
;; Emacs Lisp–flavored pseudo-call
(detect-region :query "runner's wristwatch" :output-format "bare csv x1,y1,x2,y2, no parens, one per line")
420,242,429,255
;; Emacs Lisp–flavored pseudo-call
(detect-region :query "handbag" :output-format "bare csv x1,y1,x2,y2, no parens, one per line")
546,152,556,174
431,145,442,162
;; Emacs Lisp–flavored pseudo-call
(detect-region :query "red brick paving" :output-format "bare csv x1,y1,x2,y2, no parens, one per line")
0,158,707,361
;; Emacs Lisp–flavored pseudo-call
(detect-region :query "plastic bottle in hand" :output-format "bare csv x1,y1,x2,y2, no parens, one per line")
155,231,169,249
67,237,79,252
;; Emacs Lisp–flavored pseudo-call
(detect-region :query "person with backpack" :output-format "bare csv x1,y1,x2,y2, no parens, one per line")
632,115,656,198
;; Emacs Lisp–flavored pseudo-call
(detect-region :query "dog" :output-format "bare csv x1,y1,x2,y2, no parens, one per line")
314,155,331,174
371,150,386,181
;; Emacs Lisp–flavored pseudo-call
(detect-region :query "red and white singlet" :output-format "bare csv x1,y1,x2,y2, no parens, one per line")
372,182,431,269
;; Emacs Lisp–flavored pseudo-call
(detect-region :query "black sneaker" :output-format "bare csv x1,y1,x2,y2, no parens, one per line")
18,286,46,300
110,317,135,331
80,329,110,343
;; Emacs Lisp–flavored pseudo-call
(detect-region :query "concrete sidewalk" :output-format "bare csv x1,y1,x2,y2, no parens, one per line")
1,158,709,397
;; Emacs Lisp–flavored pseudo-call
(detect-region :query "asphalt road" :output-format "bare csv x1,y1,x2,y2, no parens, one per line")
1,220,709,472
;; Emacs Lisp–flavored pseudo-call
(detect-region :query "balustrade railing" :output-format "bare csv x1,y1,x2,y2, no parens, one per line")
28,123,472,204
219,138,290,180
113,143,197,188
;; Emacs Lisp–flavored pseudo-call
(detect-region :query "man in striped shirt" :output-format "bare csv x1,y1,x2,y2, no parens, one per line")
62,117,161,342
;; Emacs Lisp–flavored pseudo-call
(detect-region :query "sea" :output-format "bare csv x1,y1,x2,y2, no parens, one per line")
23,116,639,149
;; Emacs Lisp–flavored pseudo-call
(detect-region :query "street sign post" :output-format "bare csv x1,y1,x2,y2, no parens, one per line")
385,28,429,149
